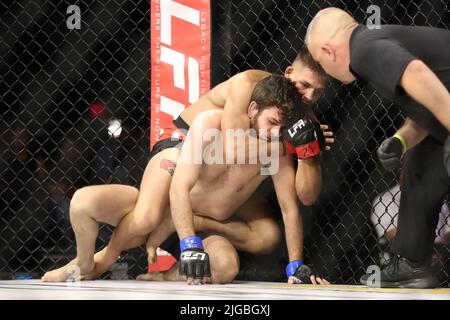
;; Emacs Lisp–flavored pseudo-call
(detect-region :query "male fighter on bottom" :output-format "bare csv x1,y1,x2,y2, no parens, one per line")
42,75,331,284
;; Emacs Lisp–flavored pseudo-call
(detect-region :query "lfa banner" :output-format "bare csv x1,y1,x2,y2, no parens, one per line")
151,0,211,148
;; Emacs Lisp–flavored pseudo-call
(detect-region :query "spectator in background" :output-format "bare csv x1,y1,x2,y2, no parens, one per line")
0,125,36,219
46,133,86,248
82,102,123,184
0,125,41,273
371,183,401,266
90,120,122,183
372,180,450,268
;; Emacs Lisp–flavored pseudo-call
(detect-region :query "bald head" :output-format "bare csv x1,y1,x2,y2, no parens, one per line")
306,8,357,52
305,7,358,83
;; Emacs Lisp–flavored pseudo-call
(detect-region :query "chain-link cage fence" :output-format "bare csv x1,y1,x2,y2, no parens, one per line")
1,0,450,285
1,0,150,280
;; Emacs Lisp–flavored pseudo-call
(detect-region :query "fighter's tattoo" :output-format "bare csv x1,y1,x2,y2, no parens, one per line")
160,159,177,176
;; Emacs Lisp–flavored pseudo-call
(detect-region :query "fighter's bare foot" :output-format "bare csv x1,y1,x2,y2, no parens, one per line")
41,265,75,282
41,260,94,282
137,262,181,281
136,272,165,281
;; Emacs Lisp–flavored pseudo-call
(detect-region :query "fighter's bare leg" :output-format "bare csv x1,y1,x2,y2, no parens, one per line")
42,185,140,282
145,192,281,255
68,149,180,280
72,148,180,281
138,235,239,284
211,192,282,254
61,148,181,281
106,148,180,260
42,147,180,282
79,206,173,281
138,193,279,281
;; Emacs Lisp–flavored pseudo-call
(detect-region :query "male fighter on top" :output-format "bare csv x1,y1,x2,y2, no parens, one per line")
42,52,332,285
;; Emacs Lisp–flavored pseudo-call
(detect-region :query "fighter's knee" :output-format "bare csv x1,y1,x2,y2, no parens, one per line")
296,190,319,206
130,208,164,236
298,195,317,207
204,236,239,284
250,222,281,254
70,188,92,219
264,224,281,252
213,255,239,284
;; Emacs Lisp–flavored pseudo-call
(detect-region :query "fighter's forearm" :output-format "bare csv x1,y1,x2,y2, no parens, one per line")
396,118,429,150
401,59,450,132
282,208,303,262
169,186,196,240
295,158,322,206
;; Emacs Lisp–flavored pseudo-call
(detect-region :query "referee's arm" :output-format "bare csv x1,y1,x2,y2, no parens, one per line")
400,59,450,132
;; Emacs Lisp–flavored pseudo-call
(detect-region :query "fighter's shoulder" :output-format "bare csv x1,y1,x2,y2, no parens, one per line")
230,69,272,87
207,70,269,98
190,109,223,130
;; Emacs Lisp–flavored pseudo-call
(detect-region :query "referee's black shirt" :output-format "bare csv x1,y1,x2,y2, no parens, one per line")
349,24,450,142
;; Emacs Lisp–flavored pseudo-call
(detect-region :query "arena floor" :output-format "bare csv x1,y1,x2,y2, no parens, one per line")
0,280,449,300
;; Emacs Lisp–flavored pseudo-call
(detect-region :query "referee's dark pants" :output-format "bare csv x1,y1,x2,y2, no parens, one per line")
391,136,450,264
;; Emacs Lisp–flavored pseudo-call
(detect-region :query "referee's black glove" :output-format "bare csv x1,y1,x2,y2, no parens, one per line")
377,135,405,171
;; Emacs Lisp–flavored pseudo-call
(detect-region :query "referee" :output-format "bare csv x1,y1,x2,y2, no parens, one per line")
305,7,450,288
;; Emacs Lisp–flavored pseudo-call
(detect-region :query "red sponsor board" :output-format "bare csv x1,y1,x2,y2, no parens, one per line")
151,0,211,148
150,0,210,271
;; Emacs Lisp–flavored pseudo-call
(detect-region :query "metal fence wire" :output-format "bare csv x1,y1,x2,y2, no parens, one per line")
1,0,449,285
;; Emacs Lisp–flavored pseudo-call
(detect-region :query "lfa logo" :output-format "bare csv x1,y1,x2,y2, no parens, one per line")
66,5,81,30
287,119,307,138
